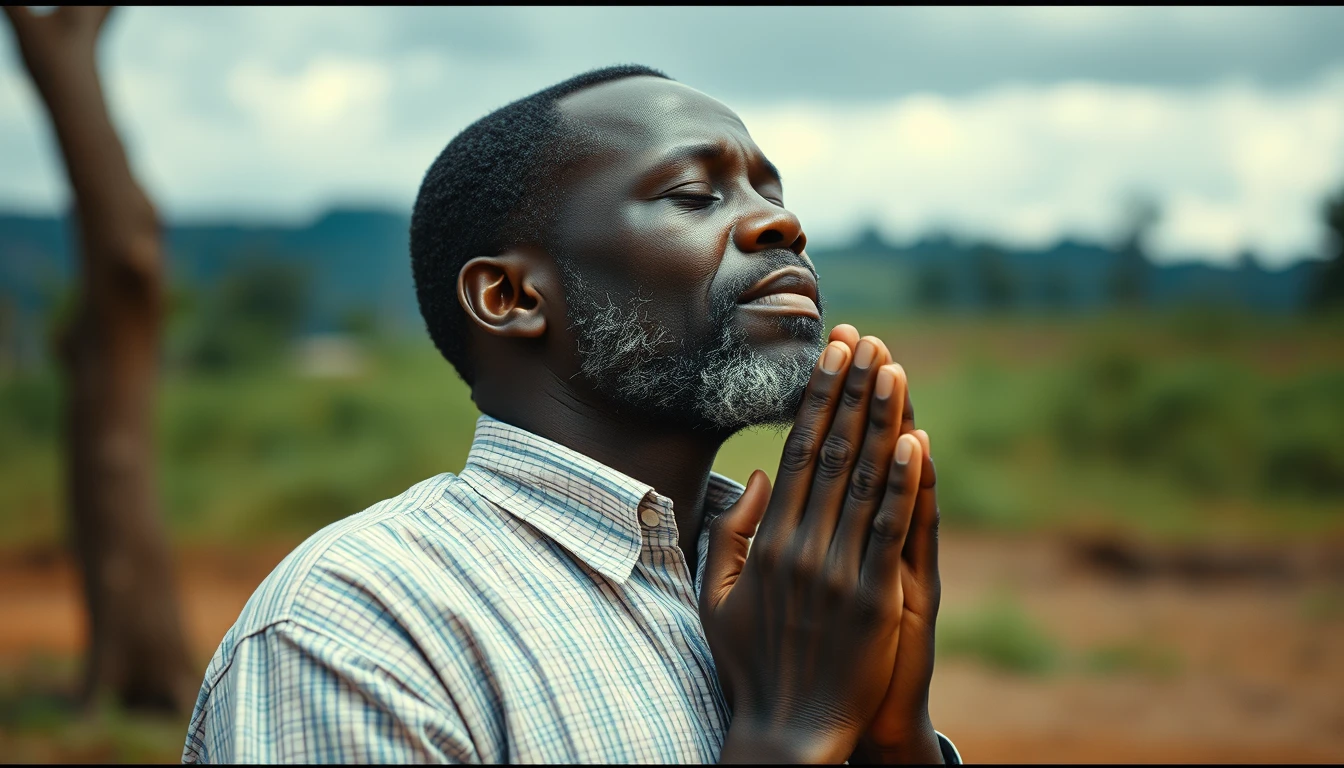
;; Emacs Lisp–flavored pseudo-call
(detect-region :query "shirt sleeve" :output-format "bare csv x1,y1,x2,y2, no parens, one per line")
186,620,479,764
936,730,963,764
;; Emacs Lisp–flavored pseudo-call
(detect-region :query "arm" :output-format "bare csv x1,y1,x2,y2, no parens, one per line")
186,621,478,764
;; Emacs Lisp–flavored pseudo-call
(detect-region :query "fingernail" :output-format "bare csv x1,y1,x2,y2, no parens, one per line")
875,366,895,399
895,434,915,465
821,342,845,373
854,339,875,369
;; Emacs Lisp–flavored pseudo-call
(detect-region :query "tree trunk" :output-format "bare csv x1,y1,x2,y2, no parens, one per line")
4,5,195,713
60,234,194,712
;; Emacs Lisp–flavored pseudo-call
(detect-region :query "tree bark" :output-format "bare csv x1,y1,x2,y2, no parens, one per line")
4,6,194,712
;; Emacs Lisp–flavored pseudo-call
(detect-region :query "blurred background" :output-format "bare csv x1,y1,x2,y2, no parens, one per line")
1,6,1342,763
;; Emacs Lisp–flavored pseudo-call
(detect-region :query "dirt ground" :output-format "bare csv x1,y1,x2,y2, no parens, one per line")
1,532,1342,763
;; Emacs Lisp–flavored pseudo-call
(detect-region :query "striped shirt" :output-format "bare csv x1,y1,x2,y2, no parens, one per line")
182,413,960,763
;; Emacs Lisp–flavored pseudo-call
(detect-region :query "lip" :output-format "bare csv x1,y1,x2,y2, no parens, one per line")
737,266,820,318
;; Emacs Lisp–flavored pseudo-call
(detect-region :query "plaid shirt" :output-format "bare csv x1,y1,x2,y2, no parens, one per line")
182,414,960,763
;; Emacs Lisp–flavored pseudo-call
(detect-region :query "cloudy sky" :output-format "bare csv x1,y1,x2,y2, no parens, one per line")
2,6,1343,267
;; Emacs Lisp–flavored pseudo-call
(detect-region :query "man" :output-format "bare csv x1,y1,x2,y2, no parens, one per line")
184,64,960,764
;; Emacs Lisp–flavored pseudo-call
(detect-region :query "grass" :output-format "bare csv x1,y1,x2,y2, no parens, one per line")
1,312,1341,550
1300,587,1344,623
937,595,1062,675
1080,640,1184,680
936,594,1187,680
0,653,185,764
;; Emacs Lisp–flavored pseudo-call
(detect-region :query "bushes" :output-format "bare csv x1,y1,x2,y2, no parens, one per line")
938,596,1061,675
1050,345,1344,501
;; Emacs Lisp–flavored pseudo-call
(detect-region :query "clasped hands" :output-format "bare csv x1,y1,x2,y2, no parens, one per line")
703,324,943,764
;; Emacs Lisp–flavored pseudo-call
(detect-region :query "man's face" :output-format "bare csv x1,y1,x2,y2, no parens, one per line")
549,77,826,433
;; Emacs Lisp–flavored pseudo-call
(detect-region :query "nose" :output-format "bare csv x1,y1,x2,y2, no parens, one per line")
733,203,807,256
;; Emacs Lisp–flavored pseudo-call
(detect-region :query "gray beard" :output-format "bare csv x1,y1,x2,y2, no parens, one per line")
562,267,824,433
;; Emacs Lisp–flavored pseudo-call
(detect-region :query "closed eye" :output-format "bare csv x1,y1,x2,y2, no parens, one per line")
667,193,720,210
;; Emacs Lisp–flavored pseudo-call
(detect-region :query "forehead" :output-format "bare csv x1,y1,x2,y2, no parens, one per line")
557,76,758,167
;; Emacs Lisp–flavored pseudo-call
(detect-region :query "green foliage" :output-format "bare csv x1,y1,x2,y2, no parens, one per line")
971,245,1017,310
0,653,184,763
1309,184,1344,311
0,373,59,446
1080,639,1183,680
938,595,1061,675
1298,586,1344,623
2,313,1341,550
1050,341,1344,500
1038,267,1074,310
914,262,954,310
178,260,310,373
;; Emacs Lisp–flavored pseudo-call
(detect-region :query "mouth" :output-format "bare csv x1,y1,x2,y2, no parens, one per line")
736,266,821,319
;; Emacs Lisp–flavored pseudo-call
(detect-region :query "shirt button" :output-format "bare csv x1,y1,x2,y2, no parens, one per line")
639,507,661,528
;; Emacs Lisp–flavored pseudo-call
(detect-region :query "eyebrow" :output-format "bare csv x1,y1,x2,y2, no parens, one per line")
650,142,783,185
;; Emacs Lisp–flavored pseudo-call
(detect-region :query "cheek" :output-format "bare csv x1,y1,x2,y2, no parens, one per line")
581,208,723,327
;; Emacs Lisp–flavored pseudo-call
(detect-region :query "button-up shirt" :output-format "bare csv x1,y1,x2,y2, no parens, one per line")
182,414,960,763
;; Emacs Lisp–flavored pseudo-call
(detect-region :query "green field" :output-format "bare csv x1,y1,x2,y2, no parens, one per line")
2,312,1342,550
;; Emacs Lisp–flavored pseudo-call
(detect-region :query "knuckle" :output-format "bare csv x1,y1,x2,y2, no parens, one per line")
820,567,853,601
805,378,836,408
779,435,817,474
887,466,915,497
870,509,905,544
848,458,886,500
815,436,856,477
868,405,893,431
839,387,865,412
753,540,782,572
783,547,820,585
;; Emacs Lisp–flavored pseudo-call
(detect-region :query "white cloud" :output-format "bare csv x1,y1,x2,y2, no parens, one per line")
739,70,1344,266
0,6,1341,268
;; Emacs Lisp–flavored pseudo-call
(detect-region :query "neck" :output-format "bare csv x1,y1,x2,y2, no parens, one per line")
475,369,729,563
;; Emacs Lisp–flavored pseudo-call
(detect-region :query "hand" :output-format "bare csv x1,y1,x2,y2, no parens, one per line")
3,6,114,84
826,326,944,765
702,331,927,763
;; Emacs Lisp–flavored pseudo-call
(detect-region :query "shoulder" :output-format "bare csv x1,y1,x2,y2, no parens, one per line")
193,471,495,695
184,470,512,762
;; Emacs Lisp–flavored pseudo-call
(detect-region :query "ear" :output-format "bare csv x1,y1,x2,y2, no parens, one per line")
457,251,549,339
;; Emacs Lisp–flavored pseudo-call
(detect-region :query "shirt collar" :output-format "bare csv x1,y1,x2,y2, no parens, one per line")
459,414,744,585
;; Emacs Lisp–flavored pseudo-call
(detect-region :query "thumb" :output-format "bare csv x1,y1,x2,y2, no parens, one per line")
700,469,770,615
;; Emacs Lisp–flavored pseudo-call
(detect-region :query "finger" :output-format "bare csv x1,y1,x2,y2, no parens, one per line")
860,433,924,594
901,382,918,435
914,428,934,488
828,323,860,350
902,430,940,586
825,362,907,579
795,336,890,560
754,340,851,548
700,470,771,614
867,335,891,365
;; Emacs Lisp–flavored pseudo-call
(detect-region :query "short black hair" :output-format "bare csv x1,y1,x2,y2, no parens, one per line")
410,64,672,386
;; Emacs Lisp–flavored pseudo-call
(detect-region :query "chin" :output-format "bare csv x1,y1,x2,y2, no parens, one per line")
778,314,824,342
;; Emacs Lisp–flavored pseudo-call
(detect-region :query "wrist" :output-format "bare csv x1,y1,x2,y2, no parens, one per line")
721,716,857,764
850,714,943,765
